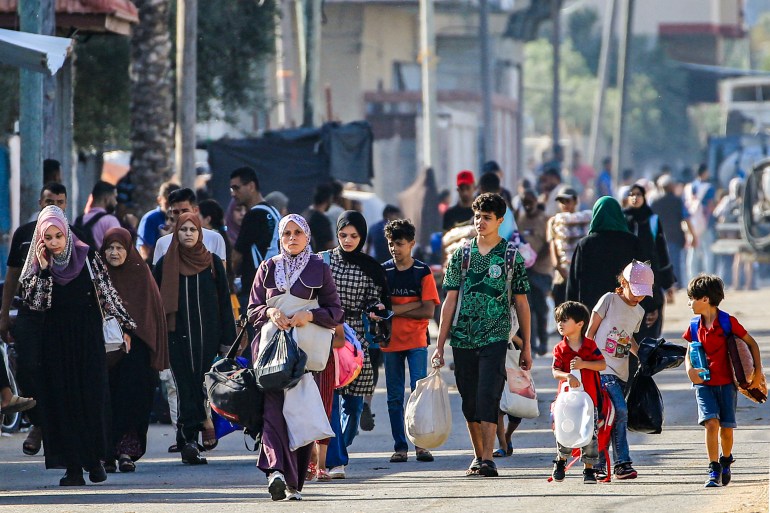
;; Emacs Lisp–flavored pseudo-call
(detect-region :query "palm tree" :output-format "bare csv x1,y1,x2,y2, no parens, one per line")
130,0,173,213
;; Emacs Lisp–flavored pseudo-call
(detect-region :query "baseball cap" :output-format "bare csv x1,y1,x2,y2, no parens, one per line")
456,170,475,187
622,260,654,297
555,186,578,201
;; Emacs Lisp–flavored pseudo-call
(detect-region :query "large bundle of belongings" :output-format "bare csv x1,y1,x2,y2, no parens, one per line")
549,210,592,271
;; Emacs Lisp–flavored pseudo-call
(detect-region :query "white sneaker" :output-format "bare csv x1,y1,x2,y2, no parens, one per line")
285,486,302,501
268,471,287,501
328,465,346,479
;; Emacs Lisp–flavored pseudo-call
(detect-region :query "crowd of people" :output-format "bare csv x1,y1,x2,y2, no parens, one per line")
0,154,764,499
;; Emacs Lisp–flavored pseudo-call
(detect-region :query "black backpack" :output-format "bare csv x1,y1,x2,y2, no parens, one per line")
73,211,109,250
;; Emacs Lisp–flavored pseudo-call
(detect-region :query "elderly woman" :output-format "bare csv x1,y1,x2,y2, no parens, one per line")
323,210,391,479
101,227,169,473
248,214,342,501
624,184,676,339
153,213,235,465
19,206,135,486
566,196,644,311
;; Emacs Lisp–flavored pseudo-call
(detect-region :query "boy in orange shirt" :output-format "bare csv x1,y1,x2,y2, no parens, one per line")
381,219,441,463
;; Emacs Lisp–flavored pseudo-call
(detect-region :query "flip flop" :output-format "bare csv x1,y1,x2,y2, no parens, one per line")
492,448,507,458
2,395,36,415
201,425,218,451
479,460,499,477
465,457,482,476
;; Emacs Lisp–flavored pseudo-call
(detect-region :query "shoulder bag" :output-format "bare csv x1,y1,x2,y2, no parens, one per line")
85,258,124,354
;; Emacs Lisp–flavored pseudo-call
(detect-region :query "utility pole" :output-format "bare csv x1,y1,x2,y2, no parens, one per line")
302,0,322,127
611,0,634,187
588,0,617,170
18,0,54,222
551,0,561,148
419,0,439,173
274,10,288,126
175,0,197,188
479,0,493,164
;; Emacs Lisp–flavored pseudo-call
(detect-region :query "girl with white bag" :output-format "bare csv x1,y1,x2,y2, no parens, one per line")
248,214,343,501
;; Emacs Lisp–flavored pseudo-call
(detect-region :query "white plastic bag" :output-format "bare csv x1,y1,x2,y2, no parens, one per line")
552,370,594,449
499,346,539,419
404,368,452,449
282,373,334,451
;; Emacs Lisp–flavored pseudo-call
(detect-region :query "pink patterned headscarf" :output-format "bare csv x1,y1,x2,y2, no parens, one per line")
273,214,312,292
21,206,89,286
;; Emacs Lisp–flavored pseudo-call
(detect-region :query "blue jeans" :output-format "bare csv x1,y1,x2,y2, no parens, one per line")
325,392,364,468
384,347,428,452
599,375,631,468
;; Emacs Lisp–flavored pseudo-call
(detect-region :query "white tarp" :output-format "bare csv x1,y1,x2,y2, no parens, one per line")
0,28,73,76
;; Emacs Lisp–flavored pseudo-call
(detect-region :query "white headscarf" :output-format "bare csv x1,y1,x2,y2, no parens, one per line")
273,213,313,292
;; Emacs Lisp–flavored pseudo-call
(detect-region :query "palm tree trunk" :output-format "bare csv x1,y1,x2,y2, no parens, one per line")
130,0,173,213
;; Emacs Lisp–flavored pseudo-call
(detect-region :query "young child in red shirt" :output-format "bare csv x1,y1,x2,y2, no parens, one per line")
683,275,763,488
551,301,606,484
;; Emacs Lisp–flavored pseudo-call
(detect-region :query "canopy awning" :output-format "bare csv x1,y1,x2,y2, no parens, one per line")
0,28,74,75
0,0,138,35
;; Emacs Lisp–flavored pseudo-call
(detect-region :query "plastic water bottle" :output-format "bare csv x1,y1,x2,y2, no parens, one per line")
689,341,710,381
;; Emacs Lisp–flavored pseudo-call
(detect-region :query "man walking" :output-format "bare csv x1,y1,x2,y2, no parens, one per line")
433,193,531,478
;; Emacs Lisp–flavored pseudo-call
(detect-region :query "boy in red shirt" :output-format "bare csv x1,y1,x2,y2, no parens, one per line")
551,301,606,484
683,275,763,488
381,219,441,463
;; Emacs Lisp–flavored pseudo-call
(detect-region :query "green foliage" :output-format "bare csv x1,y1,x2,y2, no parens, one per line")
524,7,700,168
73,35,131,151
195,0,277,122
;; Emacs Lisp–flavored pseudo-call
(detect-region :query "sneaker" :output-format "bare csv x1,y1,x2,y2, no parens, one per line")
551,459,567,482
614,462,638,480
719,454,734,486
360,403,375,431
583,468,597,484
285,486,302,501
268,471,287,501
328,465,346,479
593,466,608,481
705,461,722,488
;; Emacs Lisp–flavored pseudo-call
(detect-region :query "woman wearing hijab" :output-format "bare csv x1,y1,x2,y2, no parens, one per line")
19,206,135,486
566,197,644,311
624,184,675,339
100,227,169,473
322,210,391,479
153,213,235,465
248,214,342,501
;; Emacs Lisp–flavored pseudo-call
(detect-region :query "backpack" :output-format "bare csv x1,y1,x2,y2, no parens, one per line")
73,211,109,250
250,204,281,267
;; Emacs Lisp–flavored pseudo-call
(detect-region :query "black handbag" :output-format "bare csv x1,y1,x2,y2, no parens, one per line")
205,320,264,435
255,328,307,391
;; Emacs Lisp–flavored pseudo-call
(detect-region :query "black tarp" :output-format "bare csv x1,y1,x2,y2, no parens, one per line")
207,122,373,213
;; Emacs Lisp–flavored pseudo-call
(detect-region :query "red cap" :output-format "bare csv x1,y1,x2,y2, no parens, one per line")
456,170,475,187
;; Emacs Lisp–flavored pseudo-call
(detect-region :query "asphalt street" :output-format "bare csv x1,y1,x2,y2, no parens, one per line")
0,288,768,512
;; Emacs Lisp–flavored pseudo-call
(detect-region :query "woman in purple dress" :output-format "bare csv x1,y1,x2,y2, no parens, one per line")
248,214,343,501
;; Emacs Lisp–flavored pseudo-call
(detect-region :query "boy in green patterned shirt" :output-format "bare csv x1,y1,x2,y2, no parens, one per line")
433,193,532,478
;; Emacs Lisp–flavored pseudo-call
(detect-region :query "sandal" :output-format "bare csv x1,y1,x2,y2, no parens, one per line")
506,441,513,456
465,457,482,476
118,454,136,473
1,395,36,415
479,459,499,477
492,448,507,458
201,425,218,451
415,449,434,462
168,443,180,453
389,452,408,463
316,469,331,481
103,459,117,474
306,461,318,481
22,426,43,456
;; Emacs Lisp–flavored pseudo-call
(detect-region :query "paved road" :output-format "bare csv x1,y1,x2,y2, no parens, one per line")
0,289,768,512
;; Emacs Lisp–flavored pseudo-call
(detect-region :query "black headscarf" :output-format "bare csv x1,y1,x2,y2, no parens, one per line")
623,184,655,224
336,210,391,309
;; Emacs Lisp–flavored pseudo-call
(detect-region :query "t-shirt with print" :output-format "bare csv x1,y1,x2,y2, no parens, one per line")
552,336,605,405
592,292,644,381
443,238,530,349
382,259,440,353
682,311,748,386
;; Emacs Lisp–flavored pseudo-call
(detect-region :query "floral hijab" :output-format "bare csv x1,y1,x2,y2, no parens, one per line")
274,214,312,292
